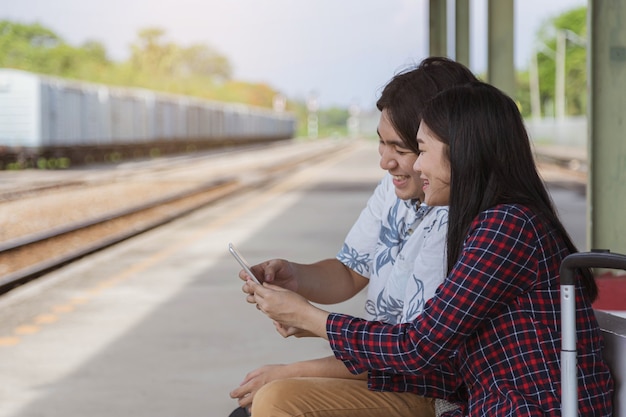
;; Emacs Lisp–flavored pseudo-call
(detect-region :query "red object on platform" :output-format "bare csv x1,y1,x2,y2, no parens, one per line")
592,272,626,311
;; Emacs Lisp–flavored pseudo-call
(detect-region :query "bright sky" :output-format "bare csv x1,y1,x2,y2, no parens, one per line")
2,0,585,109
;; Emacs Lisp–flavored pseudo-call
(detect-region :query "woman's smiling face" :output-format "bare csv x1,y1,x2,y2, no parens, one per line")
413,122,451,206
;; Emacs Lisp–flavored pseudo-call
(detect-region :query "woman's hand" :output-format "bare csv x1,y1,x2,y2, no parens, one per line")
249,281,329,339
273,321,317,338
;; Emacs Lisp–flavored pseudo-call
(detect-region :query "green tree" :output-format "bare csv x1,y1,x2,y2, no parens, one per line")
0,20,291,115
176,43,232,80
129,27,232,81
319,107,349,136
0,20,62,69
0,20,113,77
129,27,178,75
517,6,586,118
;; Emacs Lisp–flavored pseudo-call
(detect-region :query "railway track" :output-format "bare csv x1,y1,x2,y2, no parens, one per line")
0,139,356,295
0,139,586,296
0,178,239,294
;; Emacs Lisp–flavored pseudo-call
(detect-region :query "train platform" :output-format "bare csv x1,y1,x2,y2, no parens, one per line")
0,138,622,417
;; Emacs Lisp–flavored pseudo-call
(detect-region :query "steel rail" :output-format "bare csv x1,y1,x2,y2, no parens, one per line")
0,142,353,295
0,178,238,294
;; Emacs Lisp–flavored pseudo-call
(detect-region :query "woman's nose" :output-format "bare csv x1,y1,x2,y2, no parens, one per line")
413,154,422,172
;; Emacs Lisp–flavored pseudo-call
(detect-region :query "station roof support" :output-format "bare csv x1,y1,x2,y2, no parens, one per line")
588,0,626,254
429,0,447,58
486,0,515,98
455,0,471,68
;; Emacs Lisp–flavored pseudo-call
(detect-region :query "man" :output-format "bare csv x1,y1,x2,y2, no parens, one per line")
229,57,478,417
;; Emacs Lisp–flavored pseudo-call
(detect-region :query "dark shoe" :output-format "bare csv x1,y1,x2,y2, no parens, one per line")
228,406,250,417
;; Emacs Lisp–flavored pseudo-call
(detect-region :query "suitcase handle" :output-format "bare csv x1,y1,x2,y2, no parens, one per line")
560,249,626,284
559,249,626,417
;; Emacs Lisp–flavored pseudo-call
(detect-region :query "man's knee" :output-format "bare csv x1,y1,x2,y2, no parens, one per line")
251,379,294,417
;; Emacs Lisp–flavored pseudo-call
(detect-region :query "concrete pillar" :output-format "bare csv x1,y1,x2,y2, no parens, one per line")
455,0,471,67
429,0,447,57
588,0,626,253
487,0,515,97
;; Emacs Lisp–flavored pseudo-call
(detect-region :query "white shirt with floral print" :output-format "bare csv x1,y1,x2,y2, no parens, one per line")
337,173,448,323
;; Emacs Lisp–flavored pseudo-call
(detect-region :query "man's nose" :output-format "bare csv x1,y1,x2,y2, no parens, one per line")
380,151,397,170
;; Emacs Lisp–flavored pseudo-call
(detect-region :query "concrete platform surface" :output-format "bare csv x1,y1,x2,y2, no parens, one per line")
0,139,380,417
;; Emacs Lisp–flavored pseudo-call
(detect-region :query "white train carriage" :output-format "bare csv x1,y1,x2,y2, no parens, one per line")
0,69,42,148
0,68,296,167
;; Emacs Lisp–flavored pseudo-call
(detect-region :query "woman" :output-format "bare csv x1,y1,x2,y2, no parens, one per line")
248,82,614,416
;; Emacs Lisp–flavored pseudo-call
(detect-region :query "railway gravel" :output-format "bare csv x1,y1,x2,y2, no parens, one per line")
0,139,354,243
0,139,357,286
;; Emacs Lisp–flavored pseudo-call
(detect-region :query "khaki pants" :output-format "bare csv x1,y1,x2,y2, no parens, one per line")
250,377,435,417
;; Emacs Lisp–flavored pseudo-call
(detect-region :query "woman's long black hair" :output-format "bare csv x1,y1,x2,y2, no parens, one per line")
420,81,597,300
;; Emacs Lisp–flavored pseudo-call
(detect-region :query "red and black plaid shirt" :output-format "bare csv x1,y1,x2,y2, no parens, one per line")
328,204,613,416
